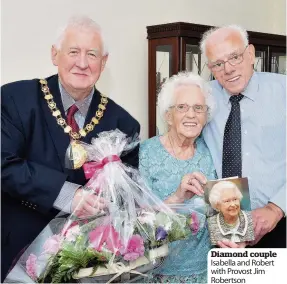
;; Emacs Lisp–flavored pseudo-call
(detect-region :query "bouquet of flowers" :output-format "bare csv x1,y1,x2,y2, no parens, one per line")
4,130,206,284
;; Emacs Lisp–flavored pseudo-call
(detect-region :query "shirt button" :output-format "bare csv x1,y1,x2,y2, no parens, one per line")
245,152,250,156
244,130,248,135
241,109,244,113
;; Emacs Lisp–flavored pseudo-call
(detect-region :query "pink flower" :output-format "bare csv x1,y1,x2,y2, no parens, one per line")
89,225,122,254
42,234,61,255
120,234,145,261
26,254,37,280
190,212,200,234
123,252,141,261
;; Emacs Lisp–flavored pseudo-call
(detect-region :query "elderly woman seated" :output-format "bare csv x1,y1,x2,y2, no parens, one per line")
207,181,254,245
139,72,217,283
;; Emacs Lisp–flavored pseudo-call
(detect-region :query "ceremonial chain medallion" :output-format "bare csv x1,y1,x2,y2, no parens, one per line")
40,79,108,168
69,140,88,169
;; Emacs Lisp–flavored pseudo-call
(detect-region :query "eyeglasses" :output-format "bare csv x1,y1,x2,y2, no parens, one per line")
222,198,239,205
170,104,209,113
208,46,248,72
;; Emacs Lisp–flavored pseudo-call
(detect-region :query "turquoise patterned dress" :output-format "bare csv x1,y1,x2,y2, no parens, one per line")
139,136,217,283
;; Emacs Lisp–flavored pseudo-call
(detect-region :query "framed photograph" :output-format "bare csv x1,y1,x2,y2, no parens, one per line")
204,177,255,245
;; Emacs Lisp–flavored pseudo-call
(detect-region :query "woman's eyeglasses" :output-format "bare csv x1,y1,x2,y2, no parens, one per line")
170,104,209,113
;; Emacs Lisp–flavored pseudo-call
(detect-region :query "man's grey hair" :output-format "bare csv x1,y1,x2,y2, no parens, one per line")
157,72,215,126
200,25,249,57
209,181,243,211
54,15,108,55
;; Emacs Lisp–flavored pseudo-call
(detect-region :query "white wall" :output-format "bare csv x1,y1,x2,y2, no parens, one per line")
1,0,286,139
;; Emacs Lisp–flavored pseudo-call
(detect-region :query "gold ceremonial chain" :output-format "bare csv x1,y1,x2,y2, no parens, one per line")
39,79,108,140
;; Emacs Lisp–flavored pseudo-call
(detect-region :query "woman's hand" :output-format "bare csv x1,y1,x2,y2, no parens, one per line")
166,172,207,204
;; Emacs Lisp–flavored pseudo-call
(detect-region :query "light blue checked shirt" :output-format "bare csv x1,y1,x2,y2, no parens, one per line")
53,80,94,212
203,72,286,213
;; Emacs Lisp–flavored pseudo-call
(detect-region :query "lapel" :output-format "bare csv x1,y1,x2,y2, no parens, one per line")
40,75,70,171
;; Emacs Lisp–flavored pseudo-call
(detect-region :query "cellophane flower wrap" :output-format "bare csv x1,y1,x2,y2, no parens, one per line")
4,129,206,284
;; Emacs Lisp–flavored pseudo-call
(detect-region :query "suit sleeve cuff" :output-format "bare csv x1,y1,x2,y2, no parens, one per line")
53,182,81,213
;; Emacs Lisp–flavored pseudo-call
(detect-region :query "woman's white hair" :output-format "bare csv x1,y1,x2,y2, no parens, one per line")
54,15,108,55
209,181,243,211
200,25,249,57
157,71,215,125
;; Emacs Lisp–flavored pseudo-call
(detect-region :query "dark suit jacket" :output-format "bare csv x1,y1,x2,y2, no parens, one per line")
1,74,140,280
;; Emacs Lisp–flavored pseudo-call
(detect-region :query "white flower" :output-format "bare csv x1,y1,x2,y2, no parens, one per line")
65,225,81,242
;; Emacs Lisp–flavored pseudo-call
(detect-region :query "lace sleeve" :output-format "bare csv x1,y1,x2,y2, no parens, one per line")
139,142,153,189
205,148,218,180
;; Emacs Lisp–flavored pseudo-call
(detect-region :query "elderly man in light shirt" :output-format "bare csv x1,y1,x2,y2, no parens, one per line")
201,25,286,248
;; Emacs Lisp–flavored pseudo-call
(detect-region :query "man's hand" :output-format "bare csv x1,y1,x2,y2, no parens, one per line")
71,187,106,218
217,239,246,248
249,203,284,246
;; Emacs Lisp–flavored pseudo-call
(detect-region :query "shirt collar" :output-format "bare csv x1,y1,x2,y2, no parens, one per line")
58,79,94,116
221,72,259,105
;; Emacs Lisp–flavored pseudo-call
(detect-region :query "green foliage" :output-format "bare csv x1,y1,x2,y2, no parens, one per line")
38,242,110,283
168,214,189,242
135,220,156,242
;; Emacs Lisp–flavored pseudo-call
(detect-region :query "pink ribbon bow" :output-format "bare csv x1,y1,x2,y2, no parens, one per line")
83,155,121,180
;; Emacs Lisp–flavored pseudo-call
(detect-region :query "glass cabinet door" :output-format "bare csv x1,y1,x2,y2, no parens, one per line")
156,45,172,96
252,45,268,72
254,51,266,72
181,38,213,81
269,47,286,74
148,37,179,137
156,45,173,135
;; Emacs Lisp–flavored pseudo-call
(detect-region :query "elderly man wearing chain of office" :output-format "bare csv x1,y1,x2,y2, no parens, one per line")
201,25,286,248
1,15,140,280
